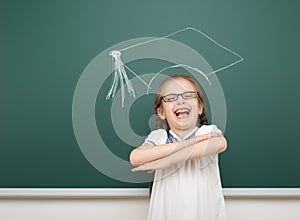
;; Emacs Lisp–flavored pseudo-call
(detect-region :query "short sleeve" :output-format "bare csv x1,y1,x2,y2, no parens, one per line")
143,129,168,146
195,124,222,136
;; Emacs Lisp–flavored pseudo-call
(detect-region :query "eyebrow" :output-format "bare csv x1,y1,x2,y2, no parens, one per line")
162,90,195,95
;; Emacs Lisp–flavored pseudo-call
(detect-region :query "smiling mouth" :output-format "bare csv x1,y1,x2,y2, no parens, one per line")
174,108,190,119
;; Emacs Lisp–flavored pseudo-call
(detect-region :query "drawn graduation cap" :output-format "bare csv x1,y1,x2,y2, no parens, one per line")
106,27,244,107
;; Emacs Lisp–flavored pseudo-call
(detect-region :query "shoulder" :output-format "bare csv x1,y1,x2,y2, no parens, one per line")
144,129,168,146
196,124,223,135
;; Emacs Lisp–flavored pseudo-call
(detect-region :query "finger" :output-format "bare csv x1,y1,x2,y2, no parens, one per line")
131,168,139,172
211,133,222,137
132,164,148,172
132,167,143,172
196,134,212,141
196,133,221,142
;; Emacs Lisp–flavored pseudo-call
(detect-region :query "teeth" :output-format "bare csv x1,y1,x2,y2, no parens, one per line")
175,109,189,113
175,109,190,117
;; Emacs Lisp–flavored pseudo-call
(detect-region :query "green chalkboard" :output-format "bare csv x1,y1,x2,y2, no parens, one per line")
1,0,300,188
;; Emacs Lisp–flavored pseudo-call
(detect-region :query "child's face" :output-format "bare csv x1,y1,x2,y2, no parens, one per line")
157,78,203,135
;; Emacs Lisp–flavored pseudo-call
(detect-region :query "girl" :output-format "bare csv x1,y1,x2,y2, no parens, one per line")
130,75,228,220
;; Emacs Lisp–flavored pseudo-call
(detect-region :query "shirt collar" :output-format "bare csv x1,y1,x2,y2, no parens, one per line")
169,127,198,141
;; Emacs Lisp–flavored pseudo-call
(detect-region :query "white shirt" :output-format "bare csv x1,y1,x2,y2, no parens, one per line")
144,125,228,220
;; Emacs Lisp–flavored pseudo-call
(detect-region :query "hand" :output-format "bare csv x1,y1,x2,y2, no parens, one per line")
131,157,171,173
195,133,221,143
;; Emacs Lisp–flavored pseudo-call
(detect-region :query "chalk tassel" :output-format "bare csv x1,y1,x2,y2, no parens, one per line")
106,50,135,107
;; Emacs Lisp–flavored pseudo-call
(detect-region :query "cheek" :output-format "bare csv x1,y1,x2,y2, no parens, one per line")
193,102,203,115
161,104,174,117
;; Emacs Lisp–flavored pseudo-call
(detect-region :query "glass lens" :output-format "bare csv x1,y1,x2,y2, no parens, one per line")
182,92,197,99
163,94,178,102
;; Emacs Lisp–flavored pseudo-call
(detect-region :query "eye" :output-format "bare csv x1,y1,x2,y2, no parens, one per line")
182,92,197,99
163,94,177,102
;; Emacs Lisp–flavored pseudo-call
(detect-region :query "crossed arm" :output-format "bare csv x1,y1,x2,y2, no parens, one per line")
130,134,227,172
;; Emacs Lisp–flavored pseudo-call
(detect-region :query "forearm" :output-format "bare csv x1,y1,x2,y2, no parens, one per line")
157,136,226,165
130,137,198,166
186,136,227,160
131,136,227,172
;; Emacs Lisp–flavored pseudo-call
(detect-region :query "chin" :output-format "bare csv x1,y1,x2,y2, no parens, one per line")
175,122,196,131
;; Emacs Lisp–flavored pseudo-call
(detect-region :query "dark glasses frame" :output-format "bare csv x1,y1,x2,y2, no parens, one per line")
160,91,200,102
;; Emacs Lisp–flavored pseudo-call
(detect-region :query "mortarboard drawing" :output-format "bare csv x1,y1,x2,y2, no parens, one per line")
106,26,244,107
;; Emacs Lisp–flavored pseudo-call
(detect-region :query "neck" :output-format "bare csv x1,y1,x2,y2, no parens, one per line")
170,127,197,140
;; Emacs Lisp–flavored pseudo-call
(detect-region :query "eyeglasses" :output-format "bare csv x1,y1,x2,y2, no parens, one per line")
161,91,199,102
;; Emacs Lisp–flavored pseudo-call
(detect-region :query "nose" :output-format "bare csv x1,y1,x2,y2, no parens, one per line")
176,94,185,104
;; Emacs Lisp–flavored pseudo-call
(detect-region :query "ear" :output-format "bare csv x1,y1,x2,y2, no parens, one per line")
157,107,166,120
198,104,204,115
